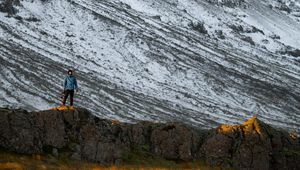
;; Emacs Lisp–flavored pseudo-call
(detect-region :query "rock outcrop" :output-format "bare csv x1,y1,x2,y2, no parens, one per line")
0,108,299,170
200,117,300,170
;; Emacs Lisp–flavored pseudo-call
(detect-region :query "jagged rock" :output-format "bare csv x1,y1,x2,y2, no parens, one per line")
0,0,20,15
287,49,300,57
201,117,300,170
206,0,245,8
241,36,255,45
150,123,207,160
0,108,299,170
189,21,208,34
0,109,42,153
36,110,67,148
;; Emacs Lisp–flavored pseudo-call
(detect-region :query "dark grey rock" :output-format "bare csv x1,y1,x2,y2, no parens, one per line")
0,108,299,170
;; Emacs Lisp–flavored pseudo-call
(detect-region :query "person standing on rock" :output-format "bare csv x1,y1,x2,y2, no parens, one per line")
62,69,78,106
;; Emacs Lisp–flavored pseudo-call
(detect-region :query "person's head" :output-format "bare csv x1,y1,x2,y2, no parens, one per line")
67,69,73,75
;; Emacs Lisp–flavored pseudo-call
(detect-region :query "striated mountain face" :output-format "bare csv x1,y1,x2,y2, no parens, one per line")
0,108,299,170
0,0,300,132
206,0,246,7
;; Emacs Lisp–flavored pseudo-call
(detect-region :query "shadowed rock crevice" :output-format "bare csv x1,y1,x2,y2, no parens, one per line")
0,108,299,170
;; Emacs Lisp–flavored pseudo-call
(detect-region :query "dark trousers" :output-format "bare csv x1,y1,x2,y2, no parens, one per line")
62,90,74,106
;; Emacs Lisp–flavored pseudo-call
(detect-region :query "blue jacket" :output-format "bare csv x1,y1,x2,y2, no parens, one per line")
64,75,78,90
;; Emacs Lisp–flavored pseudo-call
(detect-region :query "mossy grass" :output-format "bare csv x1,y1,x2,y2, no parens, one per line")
281,147,300,156
0,148,235,170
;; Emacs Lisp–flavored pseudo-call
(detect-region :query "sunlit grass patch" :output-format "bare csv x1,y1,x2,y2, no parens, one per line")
0,149,234,170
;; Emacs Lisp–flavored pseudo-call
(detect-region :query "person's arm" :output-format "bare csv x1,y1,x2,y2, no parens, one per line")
64,77,67,90
74,77,78,90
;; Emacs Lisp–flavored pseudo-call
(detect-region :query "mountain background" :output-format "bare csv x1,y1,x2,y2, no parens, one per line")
0,0,300,133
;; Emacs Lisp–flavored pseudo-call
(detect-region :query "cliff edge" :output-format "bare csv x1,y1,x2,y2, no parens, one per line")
0,108,299,170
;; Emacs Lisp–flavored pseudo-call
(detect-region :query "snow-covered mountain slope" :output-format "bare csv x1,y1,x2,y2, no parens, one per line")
0,0,300,132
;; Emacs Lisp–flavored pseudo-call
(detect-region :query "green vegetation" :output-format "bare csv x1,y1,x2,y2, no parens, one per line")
121,145,234,170
0,147,235,170
0,107,10,112
281,147,300,156
0,150,100,170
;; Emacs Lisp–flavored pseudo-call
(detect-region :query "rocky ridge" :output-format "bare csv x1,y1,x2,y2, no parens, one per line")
0,108,299,170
